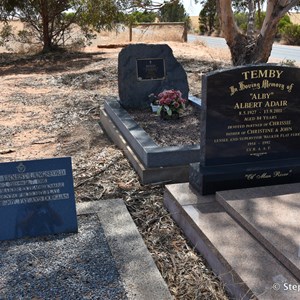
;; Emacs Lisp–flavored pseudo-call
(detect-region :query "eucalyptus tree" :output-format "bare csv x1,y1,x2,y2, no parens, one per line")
0,0,124,52
199,0,217,34
217,0,300,65
159,0,188,22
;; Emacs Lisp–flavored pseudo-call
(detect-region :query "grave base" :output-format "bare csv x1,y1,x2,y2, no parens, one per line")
100,108,190,184
190,158,300,195
164,183,300,299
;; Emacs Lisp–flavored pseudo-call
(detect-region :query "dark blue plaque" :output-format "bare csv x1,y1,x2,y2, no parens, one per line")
0,157,78,240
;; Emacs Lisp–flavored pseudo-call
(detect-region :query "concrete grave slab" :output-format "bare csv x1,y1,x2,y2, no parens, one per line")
0,199,172,299
164,183,300,299
216,183,300,281
77,199,172,300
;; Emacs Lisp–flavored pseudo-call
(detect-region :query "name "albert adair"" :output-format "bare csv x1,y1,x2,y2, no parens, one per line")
234,100,287,109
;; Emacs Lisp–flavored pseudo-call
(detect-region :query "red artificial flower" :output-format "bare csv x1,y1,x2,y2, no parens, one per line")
155,89,186,116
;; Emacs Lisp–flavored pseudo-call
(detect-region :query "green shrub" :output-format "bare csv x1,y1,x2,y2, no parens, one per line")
234,13,247,33
0,23,13,49
276,14,292,38
280,23,300,45
129,11,157,23
278,15,292,32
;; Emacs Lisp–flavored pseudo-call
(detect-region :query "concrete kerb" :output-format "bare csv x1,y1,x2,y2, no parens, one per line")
77,200,173,300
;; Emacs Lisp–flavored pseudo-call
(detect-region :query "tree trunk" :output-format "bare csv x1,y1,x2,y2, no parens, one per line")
216,0,255,65
247,0,255,38
256,0,263,29
216,0,299,66
40,0,52,52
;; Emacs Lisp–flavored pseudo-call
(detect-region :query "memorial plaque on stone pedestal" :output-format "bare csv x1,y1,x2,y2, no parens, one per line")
0,157,78,240
118,44,189,109
190,65,300,194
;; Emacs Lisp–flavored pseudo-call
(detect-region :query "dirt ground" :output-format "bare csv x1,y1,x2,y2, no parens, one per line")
128,104,202,147
0,41,231,299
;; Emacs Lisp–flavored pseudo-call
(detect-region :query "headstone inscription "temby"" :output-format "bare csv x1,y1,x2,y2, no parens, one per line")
0,157,78,240
190,64,300,194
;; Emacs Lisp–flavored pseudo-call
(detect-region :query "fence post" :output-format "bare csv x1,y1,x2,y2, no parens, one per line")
129,24,132,42
183,22,188,42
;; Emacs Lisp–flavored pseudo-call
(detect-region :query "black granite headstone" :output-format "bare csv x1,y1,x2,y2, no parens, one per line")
118,44,189,109
0,157,78,240
190,64,300,194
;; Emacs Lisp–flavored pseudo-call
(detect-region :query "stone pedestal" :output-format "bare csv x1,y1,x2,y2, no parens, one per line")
190,158,300,195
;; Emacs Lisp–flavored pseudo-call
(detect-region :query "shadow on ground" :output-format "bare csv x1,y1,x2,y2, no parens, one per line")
0,51,107,75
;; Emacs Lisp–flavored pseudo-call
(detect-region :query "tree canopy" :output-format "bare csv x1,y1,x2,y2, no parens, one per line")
199,0,217,35
159,0,189,23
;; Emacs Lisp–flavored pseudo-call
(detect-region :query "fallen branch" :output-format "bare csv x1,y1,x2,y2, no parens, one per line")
74,155,123,189
97,44,129,49
0,149,15,154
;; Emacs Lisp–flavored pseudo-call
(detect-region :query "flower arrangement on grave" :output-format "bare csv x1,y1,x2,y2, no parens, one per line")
156,89,187,119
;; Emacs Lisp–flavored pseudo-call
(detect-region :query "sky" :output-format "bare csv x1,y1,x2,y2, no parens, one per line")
182,0,203,16
182,1,268,16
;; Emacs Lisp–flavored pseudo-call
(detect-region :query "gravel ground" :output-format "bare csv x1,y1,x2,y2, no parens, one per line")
0,215,127,300
0,46,231,300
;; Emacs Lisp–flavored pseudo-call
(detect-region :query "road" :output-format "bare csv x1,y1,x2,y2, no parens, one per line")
188,35,300,63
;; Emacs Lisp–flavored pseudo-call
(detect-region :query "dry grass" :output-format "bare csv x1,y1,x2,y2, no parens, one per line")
0,20,24,31
0,21,187,52
132,24,185,42
93,27,130,45
190,16,200,32
0,20,24,53
290,12,300,25
95,24,186,46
